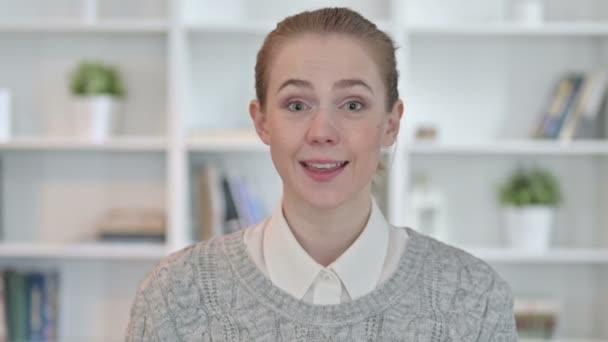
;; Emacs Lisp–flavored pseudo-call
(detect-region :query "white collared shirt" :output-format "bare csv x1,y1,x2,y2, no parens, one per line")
243,197,409,305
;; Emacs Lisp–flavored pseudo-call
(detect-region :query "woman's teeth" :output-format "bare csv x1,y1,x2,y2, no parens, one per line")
302,162,347,171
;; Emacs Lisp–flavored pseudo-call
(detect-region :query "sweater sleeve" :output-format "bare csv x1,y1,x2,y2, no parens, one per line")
125,272,160,342
444,254,519,342
476,275,519,342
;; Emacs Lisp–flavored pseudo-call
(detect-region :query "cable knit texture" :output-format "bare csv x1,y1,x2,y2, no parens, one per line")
125,227,518,341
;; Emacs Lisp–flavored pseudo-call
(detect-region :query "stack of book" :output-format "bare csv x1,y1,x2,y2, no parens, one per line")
0,270,59,342
95,208,166,243
194,164,267,241
514,297,560,339
532,69,608,140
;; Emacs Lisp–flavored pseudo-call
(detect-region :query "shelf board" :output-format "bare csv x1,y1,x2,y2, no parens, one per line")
189,130,268,152
0,137,167,152
186,20,276,34
0,19,168,33
186,20,392,35
461,247,608,264
0,242,168,260
409,21,608,36
407,140,608,156
521,340,607,342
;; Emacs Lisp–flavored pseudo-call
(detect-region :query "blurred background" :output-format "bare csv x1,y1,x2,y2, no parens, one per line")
0,0,607,341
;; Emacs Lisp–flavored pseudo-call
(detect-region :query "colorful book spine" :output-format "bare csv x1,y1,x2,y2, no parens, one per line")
5,270,27,342
26,272,45,341
0,272,7,342
44,272,59,341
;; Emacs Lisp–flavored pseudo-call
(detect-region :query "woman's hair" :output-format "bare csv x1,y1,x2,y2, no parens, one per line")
254,7,399,112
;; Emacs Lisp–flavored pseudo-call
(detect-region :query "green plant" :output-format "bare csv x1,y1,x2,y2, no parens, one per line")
498,166,562,207
70,61,125,98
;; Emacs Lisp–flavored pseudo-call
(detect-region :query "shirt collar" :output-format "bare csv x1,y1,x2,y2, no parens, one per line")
263,197,390,300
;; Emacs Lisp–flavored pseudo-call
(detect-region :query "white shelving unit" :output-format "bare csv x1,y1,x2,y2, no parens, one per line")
0,242,167,260
0,19,168,33
463,247,608,264
0,137,167,152
1,0,608,340
409,22,608,36
407,140,608,155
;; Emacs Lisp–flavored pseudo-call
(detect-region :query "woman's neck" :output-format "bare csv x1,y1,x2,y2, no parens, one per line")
281,188,372,267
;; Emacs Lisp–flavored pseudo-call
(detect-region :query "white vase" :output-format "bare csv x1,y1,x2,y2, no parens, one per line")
503,205,555,251
71,95,120,142
511,0,544,25
406,175,449,243
0,88,11,141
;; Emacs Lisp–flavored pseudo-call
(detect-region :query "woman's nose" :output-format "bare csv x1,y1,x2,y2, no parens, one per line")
306,110,340,146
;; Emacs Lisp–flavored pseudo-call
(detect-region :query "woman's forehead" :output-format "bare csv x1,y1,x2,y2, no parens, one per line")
268,34,383,92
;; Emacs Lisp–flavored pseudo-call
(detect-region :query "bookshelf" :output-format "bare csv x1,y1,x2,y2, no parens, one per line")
408,22,608,36
0,0,607,340
407,140,608,155
0,137,167,152
0,19,169,33
0,242,167,260
463,247,608,264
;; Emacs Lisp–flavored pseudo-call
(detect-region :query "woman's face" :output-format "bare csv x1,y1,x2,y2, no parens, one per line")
250,33,403,210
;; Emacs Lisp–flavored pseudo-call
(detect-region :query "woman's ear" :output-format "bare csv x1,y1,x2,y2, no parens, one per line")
249,99,271,145
382,99,404,147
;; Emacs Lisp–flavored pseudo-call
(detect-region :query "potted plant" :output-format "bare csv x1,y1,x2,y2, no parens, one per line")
69,61,125,141
498,166,562,251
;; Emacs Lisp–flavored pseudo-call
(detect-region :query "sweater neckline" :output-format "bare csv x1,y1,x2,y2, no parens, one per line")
221,226,430,326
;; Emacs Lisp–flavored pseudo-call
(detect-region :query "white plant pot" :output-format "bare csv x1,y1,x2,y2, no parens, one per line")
503,205,555,251
71,95,120,142
511,0,544,25
0,88,11,141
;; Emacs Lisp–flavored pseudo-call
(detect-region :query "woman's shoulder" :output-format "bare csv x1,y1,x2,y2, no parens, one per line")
135,232,236,298
409,228,513,300
127,233,240,340
409,229,517,338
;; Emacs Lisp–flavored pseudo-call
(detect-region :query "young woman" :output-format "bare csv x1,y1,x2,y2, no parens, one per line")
126,7,517,341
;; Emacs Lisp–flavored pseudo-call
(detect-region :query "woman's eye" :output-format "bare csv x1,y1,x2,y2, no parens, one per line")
344,101,364,111
287,101,308,112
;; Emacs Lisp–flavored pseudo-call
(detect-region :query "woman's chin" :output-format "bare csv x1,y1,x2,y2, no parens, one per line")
298,190,350,210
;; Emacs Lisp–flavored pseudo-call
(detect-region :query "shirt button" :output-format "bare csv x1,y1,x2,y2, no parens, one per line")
321,270,333,281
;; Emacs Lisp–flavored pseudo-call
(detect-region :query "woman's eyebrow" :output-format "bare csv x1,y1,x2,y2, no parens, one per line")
333,79,374,94
277,79,313,93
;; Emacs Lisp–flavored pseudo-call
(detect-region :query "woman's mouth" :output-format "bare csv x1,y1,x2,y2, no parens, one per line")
299,160,349,182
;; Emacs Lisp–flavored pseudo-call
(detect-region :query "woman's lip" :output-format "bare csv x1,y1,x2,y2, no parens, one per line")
300,160,348,182
300,159,347,164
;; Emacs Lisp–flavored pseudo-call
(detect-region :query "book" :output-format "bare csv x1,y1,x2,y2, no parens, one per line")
194,166,269,239
532,73,585,139
44,272,59,341
198,165,226,241
5,270,27,342
95,208,166,243
559,69,608,141
26,272,45,341
0,272,7,342
222,175,241,234
514,297,560,339
4,271,59,342
228,175,255,228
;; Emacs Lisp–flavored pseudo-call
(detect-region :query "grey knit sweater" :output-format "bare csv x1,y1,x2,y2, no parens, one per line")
126,227,518,341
